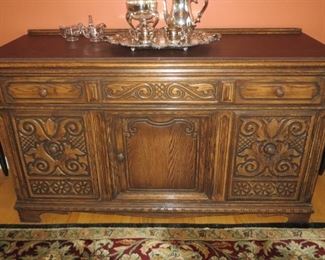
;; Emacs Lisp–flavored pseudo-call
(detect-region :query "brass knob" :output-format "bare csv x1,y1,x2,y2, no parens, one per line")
274,86,285,97
116,153,125,162
49,144,59,153
264,143,277,155
39,88,48,97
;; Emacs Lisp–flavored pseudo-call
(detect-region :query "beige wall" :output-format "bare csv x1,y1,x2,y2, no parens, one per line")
0,0,325,46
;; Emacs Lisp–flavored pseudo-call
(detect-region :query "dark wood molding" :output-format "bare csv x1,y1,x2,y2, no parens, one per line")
27,27,302,36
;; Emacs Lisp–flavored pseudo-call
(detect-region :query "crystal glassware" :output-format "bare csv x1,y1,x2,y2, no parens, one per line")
59,23,83,42
82,15,107,43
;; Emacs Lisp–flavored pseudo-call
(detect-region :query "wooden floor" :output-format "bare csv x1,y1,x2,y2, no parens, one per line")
0,172,324,224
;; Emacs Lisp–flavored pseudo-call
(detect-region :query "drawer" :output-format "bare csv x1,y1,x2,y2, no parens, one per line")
101,80,218,103
2,79,86,103
235,79,322,104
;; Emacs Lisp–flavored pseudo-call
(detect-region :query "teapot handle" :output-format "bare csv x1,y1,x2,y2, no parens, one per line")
193,0,209,25
126,11,136,30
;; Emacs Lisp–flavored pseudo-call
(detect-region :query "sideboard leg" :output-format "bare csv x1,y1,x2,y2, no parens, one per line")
286,213,310,223
18,209,42,223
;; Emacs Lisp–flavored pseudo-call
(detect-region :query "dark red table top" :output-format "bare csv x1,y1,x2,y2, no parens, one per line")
0,30,325,61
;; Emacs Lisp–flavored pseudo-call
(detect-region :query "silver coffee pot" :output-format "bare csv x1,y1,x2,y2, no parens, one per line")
163,0,208,43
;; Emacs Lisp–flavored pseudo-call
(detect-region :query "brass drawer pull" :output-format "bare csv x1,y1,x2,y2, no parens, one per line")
39,88,48,97
274,86,285,97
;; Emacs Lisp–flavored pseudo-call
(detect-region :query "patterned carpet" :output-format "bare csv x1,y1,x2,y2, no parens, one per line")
0,224,324,259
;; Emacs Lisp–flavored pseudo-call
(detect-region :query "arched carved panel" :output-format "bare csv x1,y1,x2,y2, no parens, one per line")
107,112,216,201
121,117,200,190
124,118,198,138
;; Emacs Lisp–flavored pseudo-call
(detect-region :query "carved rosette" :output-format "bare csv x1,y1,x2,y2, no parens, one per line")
30,180,93,196
14,116,97,198
16,117,89,177
230,116,311,200
232,181,297,199
102,82,217,101
235,117,310,177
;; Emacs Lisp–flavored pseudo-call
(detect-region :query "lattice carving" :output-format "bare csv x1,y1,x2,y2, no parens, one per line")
231,181,297,199
16,117,90,177
235,117,310,177
102,82,217,101
30,180,93,196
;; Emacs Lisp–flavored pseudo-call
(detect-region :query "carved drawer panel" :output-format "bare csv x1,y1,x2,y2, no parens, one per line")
11,114,99,199
2,79,85,103
235,78,322,104
228,112,315,201
101,80,218,103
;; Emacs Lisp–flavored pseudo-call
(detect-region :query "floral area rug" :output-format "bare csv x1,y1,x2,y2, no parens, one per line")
0,224,325,259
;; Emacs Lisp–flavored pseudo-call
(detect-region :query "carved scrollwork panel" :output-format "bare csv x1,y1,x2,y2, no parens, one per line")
231,181,298,199
234,116,311,178
29,179,93,197
15,117,90,177
102,81,217,102
124,117,198,138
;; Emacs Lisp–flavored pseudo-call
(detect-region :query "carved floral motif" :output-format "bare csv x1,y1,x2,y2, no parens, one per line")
232,181,297,199
235,117,310,177
16,117,90,177
30,180,93,196
102,82,217,101
230,116,311,200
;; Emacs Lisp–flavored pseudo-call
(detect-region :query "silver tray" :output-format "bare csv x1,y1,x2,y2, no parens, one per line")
105,29,221,51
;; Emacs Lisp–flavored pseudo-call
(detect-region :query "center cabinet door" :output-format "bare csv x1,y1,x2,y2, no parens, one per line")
105,112,216,202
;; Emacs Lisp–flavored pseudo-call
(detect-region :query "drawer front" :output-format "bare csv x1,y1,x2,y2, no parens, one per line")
236,79,322,104
2,79,85,103
101,80,218,103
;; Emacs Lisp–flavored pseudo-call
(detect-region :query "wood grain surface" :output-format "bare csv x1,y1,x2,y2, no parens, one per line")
0,29,324,223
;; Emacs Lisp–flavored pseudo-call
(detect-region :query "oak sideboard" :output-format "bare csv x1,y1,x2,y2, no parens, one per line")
0,28,324,222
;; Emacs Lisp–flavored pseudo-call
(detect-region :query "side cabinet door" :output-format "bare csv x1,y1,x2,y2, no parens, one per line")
11,112,100,200
106,112,216,202
228,111,316,201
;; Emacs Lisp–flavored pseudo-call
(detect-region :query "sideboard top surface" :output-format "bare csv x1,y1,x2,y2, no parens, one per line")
1,30,325,62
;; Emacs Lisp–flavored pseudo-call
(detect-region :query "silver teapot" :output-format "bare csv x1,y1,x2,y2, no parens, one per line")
163,0,208,43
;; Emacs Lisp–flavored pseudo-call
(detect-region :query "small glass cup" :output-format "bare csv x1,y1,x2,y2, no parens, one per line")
59,23,83,42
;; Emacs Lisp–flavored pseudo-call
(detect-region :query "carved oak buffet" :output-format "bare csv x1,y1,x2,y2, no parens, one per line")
0,28,324,222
